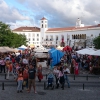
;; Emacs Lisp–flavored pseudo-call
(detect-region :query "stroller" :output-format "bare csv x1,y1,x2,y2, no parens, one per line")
44,71,55,90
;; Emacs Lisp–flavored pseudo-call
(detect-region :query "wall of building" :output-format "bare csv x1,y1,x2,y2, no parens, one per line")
15,31,41,47
43,28,100,48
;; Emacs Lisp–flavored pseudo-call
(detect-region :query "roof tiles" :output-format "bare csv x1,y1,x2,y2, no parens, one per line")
13,26,40,32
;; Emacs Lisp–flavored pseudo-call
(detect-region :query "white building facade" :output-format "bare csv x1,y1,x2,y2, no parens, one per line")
40,17,100,48
13,17,100,48
13,27,41,47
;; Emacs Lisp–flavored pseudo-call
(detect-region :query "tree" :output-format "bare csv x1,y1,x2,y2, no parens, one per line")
0,21,27,48
93,36,100,49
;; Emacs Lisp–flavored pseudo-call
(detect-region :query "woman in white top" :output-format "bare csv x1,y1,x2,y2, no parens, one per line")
63,66,70,88
53,66,59,88
58,66,65,90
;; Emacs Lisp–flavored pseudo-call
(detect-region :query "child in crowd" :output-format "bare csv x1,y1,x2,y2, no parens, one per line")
47,70,55,88
37,64,43,82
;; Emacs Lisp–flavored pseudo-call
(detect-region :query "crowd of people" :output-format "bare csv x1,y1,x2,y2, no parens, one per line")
0,52,38,93
0,47,100,93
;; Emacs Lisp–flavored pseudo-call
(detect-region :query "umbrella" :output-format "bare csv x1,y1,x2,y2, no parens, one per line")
56,46,64,50
29,44,34,48
63,46,72,51
18,45,27,50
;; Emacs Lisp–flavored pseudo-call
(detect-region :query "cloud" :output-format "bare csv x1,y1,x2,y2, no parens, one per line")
0,0,30,27
2,0,100,29
15,0,100,27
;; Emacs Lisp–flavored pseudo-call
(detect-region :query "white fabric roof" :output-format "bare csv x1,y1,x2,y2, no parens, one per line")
76,48,100,56
76,48,94,55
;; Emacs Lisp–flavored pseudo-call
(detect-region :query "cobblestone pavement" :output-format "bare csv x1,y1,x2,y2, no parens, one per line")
0,86,100,100
0,68,100,100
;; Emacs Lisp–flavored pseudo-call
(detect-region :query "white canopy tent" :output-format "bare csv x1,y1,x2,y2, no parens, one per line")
0,47,15,53
18,45,27,50
76,48,95,55
76,48,100,56
88,50,100,56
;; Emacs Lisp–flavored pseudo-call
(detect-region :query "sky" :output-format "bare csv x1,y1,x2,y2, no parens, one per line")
0,0,100,29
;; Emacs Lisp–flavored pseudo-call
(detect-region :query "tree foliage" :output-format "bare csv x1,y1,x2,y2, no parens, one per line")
93,36,100,49
0,21,27,48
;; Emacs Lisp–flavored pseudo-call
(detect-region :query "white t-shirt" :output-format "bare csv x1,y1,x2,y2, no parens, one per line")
22,58,28,64
53,69,59,77
64,68,70,74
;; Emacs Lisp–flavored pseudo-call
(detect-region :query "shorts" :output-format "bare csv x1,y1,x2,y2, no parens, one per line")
28,79,35,87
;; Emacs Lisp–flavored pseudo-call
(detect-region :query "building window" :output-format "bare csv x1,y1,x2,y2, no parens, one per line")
82,34,84,39
78,35,79,39
61,35,64,42
37,34,39,37
29,38,30,41
56,35,58,40
28,33,31,37
50,42,52,44
46,35,48,40
91,34,93,37
50,35,53,41
37,38,39,41
33,38,35,41
45,24,47,28
80,34,82,39
42,24,43,28
85,34,86,39
72,35,74,39
33,34,35,37
76,35,77,39
74,35,75,39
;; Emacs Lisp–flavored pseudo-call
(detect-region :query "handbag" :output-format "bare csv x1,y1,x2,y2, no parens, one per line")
23,81,26,86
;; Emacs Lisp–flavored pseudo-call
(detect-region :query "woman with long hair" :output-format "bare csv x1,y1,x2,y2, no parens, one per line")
17,67,23,93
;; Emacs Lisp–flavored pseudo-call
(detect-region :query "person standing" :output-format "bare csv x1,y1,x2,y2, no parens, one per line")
17,68,24,93
6,61,15,79
70,58,76,74
53,66,59,88
63,66,70,88
37,64,43,82
47,54,51,69
58,66,65,90
28,64,37,93
23,65,29,90
0,57,5,73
